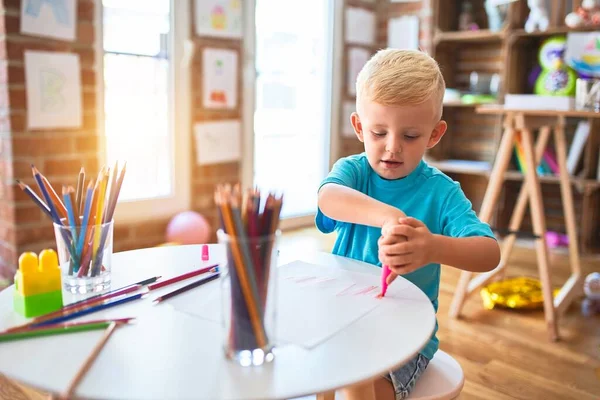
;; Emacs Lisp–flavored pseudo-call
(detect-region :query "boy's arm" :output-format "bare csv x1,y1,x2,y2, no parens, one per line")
318,183,406,229
431,235,500,273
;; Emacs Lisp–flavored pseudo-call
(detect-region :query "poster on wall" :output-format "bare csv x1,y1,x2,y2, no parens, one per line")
345,7,375,45
195,0,243,39
194,120,241,165
21,0,77,41
342,101,356,138
348,47,371,96
25,50,82,129
203,48,238,109
388,15,419,50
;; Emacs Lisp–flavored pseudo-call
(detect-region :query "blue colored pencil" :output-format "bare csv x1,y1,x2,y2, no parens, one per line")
31,292,145,328
77,183,94,262
15,180,52,217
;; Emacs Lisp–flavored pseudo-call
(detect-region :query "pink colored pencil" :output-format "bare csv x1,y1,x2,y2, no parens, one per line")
147,264,218,291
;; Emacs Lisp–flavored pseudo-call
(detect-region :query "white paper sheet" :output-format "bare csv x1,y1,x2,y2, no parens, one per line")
194,120,241,165
342,101,356,137
345,7,376,46
171,260,415,349
195,0,243,39
25,50,82,129
348,47,371,96
203,48,238,109
388,15,419,50
21,0,77,41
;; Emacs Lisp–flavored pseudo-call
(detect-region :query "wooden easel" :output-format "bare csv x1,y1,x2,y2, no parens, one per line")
448,106,593,341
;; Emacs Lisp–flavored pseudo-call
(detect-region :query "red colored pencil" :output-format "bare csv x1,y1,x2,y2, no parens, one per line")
147,264,219,291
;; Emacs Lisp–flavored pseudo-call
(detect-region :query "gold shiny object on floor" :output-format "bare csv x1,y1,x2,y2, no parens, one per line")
480,277,559,310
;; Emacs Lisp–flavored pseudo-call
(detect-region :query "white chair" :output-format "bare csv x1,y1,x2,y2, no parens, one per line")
294,350,464,400
407,350,464,400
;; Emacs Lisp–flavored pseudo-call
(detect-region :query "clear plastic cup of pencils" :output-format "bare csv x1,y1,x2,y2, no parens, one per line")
53,218,114,294
217,229,281,367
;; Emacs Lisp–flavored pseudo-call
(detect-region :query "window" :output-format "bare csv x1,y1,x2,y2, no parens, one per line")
99,0,190,222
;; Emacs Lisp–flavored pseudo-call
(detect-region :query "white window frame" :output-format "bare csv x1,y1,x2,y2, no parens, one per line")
96,0,191,223
241,0,343,230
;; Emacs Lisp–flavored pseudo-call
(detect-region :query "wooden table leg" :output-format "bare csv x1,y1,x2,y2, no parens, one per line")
552,117,583,315
316,392,335,400
518,119,558,341
449,114,516,319
341,381,376,400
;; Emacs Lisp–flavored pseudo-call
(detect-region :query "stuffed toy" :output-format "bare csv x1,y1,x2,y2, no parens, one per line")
525,0,549,32
565,0,600,28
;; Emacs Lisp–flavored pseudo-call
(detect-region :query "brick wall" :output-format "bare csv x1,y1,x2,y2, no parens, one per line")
0,0,99,280
0,0,242,280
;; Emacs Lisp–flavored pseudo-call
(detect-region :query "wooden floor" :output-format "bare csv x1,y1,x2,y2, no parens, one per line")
2,227,600,399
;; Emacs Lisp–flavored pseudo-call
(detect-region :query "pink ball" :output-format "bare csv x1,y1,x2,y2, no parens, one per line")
165,211,211,245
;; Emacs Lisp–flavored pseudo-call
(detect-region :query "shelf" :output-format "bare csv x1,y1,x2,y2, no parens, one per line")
511,26,600,39
476,104,600,119
427,159,600,189
444,101,499,108
434,29,504,44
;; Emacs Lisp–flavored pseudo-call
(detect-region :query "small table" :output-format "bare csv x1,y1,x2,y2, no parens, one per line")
0,245,435,400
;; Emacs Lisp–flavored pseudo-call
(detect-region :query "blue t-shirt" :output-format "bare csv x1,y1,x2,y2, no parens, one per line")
315,153,495,360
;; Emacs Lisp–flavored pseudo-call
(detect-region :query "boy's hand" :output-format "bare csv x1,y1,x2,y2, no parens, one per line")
378,217,436,282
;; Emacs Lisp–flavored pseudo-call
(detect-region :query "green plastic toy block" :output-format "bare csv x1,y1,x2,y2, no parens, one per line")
13,289,63,318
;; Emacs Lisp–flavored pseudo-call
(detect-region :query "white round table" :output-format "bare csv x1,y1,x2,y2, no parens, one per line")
0,245,435,400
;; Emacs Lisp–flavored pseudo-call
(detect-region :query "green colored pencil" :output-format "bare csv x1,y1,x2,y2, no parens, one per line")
0,321,118,343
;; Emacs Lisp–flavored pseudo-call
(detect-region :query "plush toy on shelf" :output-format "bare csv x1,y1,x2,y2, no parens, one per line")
534,36,577,96
581,272,600,317
565,0,600,28
525,0,549,32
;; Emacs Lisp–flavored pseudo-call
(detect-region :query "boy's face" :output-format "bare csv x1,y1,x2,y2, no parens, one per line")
351,98,447,180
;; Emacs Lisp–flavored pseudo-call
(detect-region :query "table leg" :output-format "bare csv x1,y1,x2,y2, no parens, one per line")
449,116,516,318
316,392,335,400
519,123,558,341
341,380,376,400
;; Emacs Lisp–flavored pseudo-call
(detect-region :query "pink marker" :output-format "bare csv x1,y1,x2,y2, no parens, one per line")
201,244,209,261
379,264,392,297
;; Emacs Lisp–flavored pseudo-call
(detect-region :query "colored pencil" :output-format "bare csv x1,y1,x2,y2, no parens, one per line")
65,275,160,309
30,292,145,328
62,321,120,399
15,179,51,217
147,264,218,291
75,167,85,215
0,319,133,342
31,165,68,220
153,272,220,304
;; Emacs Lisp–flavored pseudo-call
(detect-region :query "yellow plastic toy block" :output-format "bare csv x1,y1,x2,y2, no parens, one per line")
13,249,63,318
15,250,61,296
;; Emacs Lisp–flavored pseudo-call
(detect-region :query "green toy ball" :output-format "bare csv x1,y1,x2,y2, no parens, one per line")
534,36,577,96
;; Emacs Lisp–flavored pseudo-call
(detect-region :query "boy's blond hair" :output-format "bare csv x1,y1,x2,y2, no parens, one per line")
356,48,446,120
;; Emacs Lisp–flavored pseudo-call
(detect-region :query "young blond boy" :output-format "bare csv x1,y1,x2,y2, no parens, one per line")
316,49,501,399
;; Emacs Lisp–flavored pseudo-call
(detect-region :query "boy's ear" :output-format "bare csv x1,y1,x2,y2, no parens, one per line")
426,120,447,149
351,112,364,142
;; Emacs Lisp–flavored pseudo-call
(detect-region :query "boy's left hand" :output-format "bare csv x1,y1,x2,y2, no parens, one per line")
378,217,436,282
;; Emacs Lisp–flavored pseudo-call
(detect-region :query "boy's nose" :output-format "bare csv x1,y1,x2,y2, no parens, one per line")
385,137,402,154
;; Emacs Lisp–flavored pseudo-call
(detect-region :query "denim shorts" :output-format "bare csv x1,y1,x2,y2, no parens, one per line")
384,353,430,400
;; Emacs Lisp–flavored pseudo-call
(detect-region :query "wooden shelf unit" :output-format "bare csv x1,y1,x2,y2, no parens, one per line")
428,0,600,254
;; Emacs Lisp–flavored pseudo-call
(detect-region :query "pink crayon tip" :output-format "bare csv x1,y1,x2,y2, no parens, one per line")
380,264,392,297
201,244,209,261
